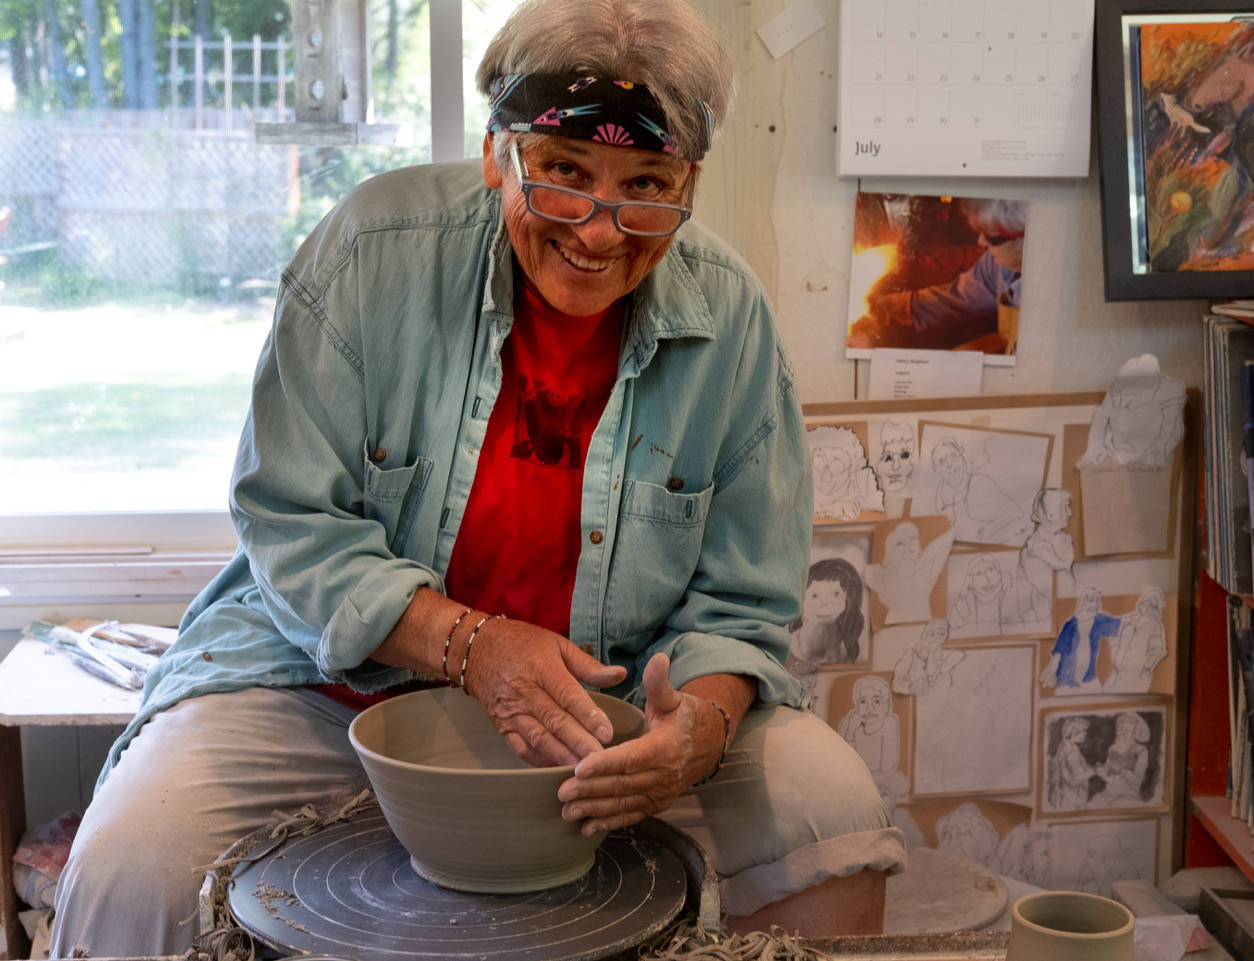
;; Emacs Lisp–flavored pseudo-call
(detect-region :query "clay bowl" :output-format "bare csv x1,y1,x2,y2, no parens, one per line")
1005,891,1135,961
349,686,646,893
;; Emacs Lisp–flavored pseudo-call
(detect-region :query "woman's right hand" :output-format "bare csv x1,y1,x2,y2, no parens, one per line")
463,617,628,767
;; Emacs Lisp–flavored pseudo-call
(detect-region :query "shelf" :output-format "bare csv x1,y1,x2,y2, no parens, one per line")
1192,795,1254,884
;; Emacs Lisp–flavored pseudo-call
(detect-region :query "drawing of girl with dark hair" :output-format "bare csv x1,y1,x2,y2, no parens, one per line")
787,558,866,690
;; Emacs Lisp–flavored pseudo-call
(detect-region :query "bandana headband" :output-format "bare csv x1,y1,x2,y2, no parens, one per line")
487,73,712,160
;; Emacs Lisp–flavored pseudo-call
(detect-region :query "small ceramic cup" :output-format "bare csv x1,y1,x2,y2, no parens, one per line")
1005,891,1135,961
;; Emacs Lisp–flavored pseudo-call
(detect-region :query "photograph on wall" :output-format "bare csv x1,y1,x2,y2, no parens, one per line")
1038,701,1170,817
828,670,913,804
1131,18,1254,276
864,515,955,629
1040,587,1176,697
869,417,919,516
912,643,1036,798
844,191,1026,364
913,422,1053,547
945,549,1054,641
806,422,886,523
1039,818,1159,895
786,531,874,703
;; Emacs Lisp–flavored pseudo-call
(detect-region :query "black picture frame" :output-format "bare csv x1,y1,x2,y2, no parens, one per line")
1096,0,1254,300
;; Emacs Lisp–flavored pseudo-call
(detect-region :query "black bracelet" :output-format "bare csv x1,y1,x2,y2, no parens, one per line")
695,698,733,786
459,614,503,693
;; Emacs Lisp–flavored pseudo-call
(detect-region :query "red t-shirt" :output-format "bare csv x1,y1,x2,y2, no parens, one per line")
315,278,622,710
444,278,623,635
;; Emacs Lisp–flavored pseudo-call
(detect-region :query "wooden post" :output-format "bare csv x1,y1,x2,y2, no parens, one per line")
0,727,29,961
223,31,233,131
194,34,204,130
253,34,262,112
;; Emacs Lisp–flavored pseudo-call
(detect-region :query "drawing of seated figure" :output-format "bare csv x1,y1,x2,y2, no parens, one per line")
864,521,956,625
874,420,915,494
1047,716,1096,811
1005,488,1075,627
786,558,866,696
1076,835,1140,899
892,619,965,696
1106,587,1167,693
935,802,1003,872
1091,712,1152,809
948,554,1014,635
929,436,1032,544
1076,354,1186,469
810,425,884,520
998,823,1053,888
835,675,903,793
1040,586,1121,693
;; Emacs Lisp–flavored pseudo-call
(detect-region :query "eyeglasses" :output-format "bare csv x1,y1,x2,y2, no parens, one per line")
510,141,693,238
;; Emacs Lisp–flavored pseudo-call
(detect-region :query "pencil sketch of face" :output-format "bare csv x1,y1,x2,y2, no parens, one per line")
875,421,914,492
921,619,948,648
1075,586,1102,617
1063,716,1089,743
1114,711,1150,745
936,802,1000,869
811,427,863,497
967,555,1004,600
1136,587,1164,619
854,675,892,722
884,523,922,569
931,439,967,486
806,577,848,624
1033,488,1072,533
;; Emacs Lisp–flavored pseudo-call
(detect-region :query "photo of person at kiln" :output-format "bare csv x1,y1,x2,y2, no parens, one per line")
847,192,1027,357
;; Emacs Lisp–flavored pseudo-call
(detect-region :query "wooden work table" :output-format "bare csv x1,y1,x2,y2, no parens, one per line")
0,639,141,960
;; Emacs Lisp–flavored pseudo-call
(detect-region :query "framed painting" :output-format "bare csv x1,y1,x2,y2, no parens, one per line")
1096,0,1254,300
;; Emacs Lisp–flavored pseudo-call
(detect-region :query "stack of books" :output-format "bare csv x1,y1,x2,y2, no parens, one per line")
1203,314,1254,595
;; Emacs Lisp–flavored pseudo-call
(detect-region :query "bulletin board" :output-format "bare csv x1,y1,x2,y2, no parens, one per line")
798,390,1197,892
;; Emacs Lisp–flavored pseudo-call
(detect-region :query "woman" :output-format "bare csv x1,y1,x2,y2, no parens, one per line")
1107,588,1167,692
836,674,902,787
1092,713,1152,808
864,520,955,624
50,1,901,954
1047,716,1094,811
786,556,866,682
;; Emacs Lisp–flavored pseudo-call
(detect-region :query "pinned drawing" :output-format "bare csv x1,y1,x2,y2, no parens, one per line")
807,424,885,522
832,673,909,798
915,423,1052,547
1003,488,1075,629
873,420,917,500
946,552,1020,640
892,620,966,696
913,644,1035,797
1039,704,1168,816
865,518,955,627
880,787,927,847
1106,588,1168,694
998,823,1054,888
1040,587,1121,694
934,802,1004,873
786,533,873,701
1076,355,1185,470
1046,819,1158,895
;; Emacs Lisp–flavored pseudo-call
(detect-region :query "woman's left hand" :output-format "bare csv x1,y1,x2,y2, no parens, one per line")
556,652,724,835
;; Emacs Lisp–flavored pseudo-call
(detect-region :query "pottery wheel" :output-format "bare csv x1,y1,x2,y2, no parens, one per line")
884,846,1008,935
228,810,689,961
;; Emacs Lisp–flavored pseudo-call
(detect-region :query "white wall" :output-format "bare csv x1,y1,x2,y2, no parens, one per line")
691,0,1207,403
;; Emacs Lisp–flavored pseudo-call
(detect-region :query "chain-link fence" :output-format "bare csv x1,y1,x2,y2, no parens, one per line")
0,112,295,291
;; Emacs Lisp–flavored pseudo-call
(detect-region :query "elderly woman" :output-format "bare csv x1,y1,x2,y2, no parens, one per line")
49,0,901,955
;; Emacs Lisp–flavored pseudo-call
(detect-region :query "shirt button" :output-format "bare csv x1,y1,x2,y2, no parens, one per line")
668,476,684,491
371,447,387,464
589,530,604,544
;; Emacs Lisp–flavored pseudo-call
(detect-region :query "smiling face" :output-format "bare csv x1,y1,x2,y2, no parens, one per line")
482,134,693,317
855,680,890,720
876,437,913,491
932,443,966,484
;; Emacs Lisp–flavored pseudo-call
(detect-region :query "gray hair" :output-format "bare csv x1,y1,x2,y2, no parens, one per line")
475,0,733,162
962,198,1027,235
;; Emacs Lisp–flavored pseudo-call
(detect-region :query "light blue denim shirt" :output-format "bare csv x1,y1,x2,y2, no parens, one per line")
98,160,812,785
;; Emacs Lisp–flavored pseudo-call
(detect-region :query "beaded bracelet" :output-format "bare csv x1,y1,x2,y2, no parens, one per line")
695,698,733,786
441,607,474,684
459,613,504,693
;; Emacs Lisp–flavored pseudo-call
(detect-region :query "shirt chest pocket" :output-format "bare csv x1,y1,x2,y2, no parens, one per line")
363,448,434,555
603,479,714,642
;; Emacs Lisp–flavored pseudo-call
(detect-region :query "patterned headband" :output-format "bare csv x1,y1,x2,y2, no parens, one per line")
487,73,712,160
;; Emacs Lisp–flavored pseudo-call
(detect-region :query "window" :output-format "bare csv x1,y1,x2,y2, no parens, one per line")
0,0,520,614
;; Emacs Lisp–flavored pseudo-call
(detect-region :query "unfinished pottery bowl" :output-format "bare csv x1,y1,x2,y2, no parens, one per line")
1005,891,1135,961
349,686,646,893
